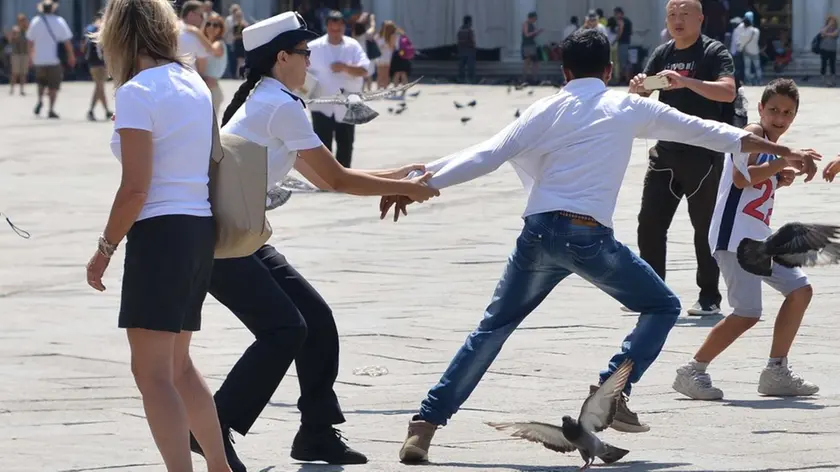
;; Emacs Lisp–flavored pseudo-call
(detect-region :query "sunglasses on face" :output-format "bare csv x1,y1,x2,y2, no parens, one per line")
288,48,311,58
206,23,223,27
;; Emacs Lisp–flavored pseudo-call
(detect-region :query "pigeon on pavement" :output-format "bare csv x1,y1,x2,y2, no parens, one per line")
486,359,633,471
737,223,840,276
304,77,422,125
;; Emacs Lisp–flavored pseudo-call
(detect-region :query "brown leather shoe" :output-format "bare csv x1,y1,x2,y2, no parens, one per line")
398,415,438,463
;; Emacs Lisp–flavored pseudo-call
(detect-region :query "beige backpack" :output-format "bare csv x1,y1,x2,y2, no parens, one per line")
208,114,272,259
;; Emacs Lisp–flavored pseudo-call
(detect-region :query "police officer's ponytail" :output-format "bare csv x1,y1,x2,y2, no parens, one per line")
221,69,262,126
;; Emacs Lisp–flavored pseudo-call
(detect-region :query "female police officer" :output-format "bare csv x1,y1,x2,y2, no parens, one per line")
188,11,438,471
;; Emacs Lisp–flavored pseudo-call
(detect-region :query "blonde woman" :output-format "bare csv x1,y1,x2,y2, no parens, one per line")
374,20,401,89
819,15,839,86
8,14,29,96
86,0,231,471
196,12,228,112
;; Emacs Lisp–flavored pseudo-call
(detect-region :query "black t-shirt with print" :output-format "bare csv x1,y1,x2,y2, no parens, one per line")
644,35,735,157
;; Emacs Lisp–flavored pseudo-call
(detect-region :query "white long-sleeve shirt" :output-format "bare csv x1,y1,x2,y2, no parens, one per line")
424,78,751,228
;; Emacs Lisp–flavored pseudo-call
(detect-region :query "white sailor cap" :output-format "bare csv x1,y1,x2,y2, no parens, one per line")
242,11,319,52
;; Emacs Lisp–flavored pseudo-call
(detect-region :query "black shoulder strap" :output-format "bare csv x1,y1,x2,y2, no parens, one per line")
40,14,59,44
281,89,306,109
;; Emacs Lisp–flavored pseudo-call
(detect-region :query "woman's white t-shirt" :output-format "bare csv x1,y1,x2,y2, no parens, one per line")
110,62,213,221
221,77,323,190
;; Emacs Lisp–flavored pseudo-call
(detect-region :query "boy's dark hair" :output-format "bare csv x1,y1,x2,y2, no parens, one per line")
761,78,800,111
180,0,203,18
560,29,611,79
463,15,472,26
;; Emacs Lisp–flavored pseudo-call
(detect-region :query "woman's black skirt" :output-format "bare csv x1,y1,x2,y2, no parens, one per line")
118,214,216,333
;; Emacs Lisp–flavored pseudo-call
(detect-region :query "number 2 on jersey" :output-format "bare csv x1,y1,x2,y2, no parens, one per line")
742,180,773,226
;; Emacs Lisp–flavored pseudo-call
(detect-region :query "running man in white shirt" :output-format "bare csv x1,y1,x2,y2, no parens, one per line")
674,79,820,400
393,30,821,463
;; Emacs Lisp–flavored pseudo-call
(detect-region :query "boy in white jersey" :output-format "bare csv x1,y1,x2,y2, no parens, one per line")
674,79,819,400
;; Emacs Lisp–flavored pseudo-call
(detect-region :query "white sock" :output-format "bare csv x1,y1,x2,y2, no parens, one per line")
690,360,709,372
768,357,785,367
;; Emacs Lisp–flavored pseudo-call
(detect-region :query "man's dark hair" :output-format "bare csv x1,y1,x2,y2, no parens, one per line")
463,15,472,26
527,11,537,19
760,78,800,111
596,8,604,17
326,9,344,23
180,0,203,18
560,29,611,79
614,7,624,15
570,16,578,25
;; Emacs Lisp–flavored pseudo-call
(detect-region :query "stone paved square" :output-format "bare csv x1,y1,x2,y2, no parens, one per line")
2,80,840,472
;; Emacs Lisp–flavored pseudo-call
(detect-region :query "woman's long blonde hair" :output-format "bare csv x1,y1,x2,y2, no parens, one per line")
378,20,403,47
89,0,184,87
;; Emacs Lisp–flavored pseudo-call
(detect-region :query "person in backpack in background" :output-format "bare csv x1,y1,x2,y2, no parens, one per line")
82,13,113,121
389,21,412,90
628,0,739,321
26,0,76,119
818,15,839,87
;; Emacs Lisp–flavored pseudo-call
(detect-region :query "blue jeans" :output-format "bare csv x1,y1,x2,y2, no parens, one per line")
418,212,681,426
458,50,476,83
743,53,762,85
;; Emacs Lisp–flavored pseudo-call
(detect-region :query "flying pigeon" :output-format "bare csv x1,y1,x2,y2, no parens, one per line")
266,184,292,210
737,223,840,276
486,359,633,471
460,117,471,124
467,100,477,107
454,101,465,109
408,90,421,97
515,82,528,90
395,107,406,115
304,77,423,125
514,109,521,118
527,90,535,96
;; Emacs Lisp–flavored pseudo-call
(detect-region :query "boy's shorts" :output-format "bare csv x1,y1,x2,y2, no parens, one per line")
714,250,810,318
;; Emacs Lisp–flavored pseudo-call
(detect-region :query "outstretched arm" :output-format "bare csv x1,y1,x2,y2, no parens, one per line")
635,98,820,181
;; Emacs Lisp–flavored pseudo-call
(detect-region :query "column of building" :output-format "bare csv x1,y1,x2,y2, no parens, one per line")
792,0,830,53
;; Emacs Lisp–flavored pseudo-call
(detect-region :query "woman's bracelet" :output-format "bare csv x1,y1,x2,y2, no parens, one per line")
97,236,118,258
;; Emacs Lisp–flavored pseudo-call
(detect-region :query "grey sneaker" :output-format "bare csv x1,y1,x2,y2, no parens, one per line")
686,300,722,316
673,363,724,400
758,360,819,397
399,415,438,463
590,385,650,432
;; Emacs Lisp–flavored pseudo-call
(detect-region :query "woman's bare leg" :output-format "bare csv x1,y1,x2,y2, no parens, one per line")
376,65,390,89
173,331,231,472
127,328,193,472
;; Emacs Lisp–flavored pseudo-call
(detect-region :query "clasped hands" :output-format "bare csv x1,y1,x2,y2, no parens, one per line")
761,150,840,185
379,164,439,222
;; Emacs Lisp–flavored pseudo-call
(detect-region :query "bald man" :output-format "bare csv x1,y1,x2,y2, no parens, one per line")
628,0,740,320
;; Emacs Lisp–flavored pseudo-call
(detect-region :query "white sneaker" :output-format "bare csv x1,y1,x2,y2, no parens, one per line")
757,360,819,397
673,363,724,400
686,301,722,316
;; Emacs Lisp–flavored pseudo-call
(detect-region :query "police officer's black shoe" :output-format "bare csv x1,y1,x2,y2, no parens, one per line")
290,425,368,465
189,426,247,472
